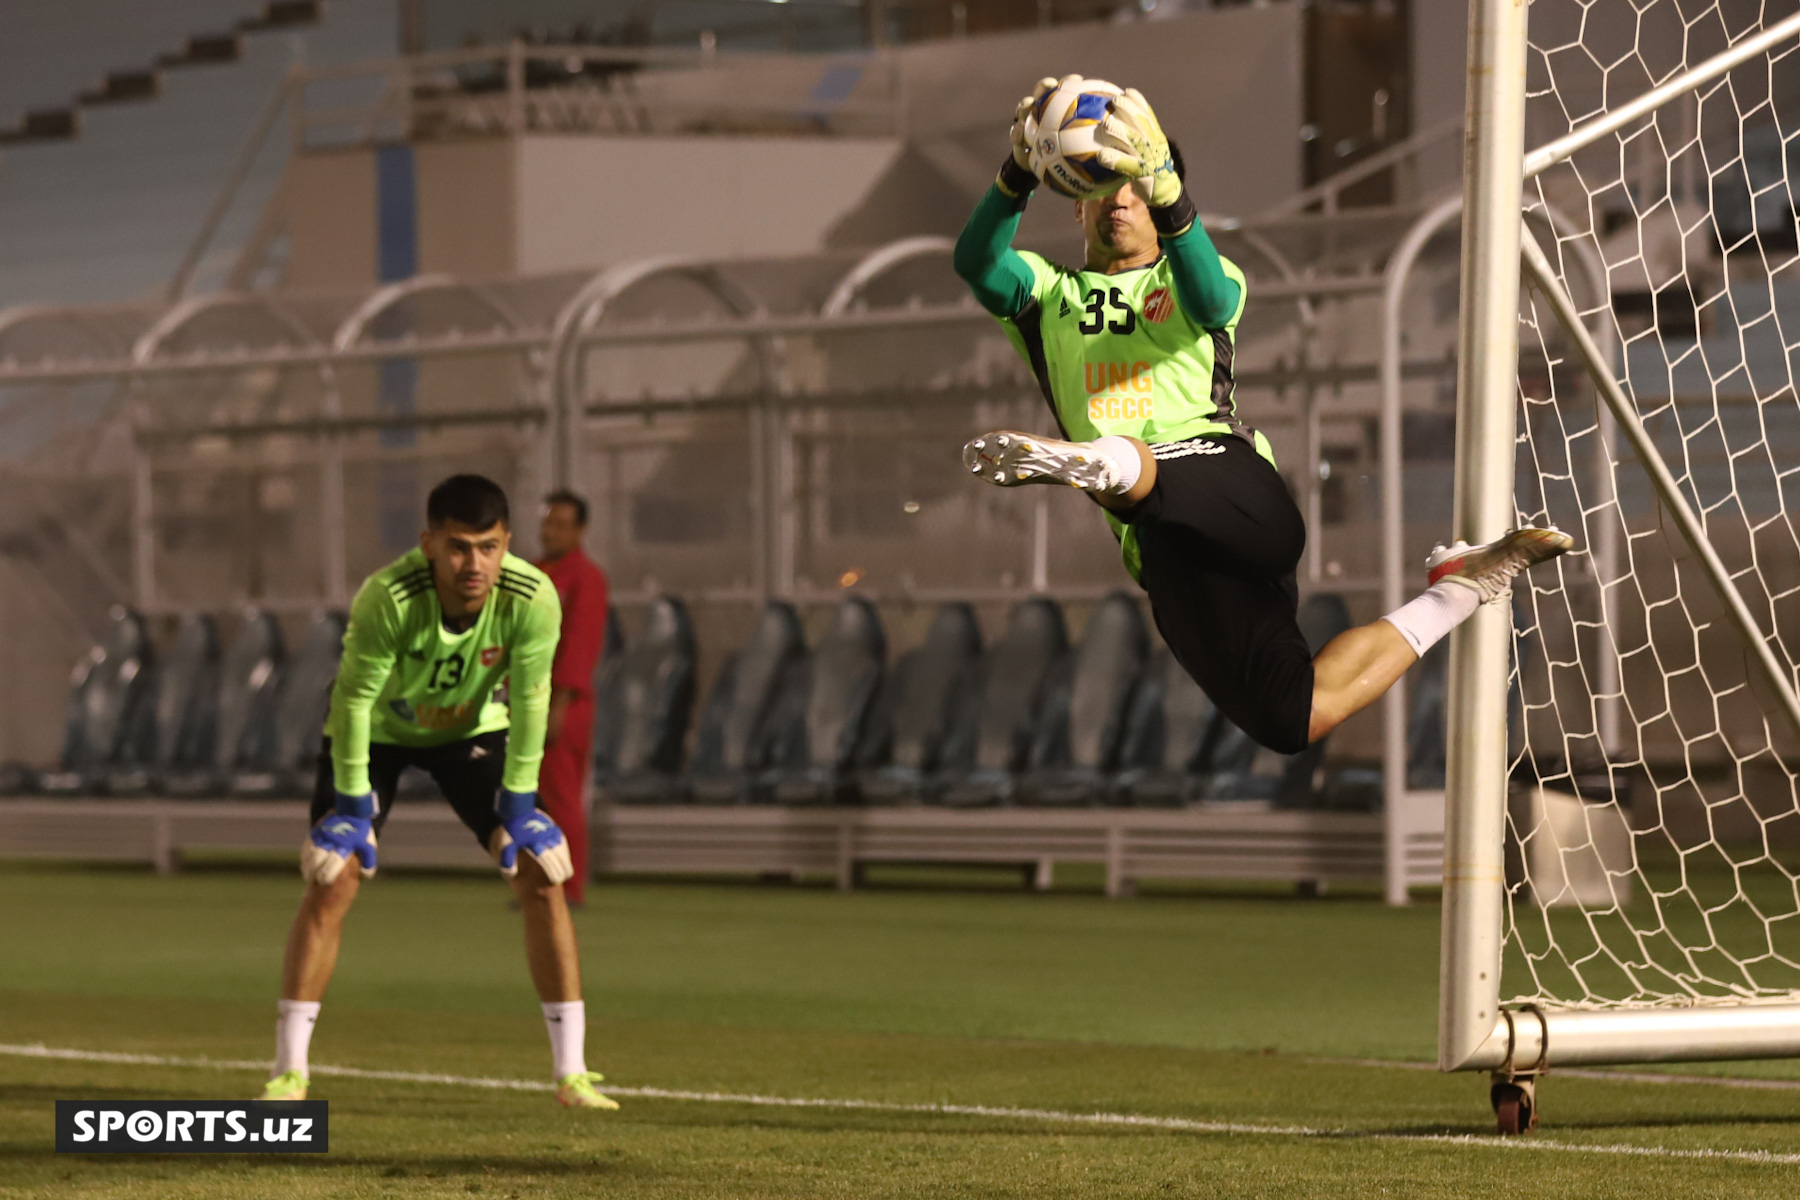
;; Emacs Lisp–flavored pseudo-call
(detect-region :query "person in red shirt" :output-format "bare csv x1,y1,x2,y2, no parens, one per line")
534,490,610,906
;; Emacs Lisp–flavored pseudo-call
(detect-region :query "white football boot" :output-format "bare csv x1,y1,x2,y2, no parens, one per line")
1426,527,1574,604
962,430,1121,493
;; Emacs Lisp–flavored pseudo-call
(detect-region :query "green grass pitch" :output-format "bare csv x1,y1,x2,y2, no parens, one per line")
3,861,1799,1198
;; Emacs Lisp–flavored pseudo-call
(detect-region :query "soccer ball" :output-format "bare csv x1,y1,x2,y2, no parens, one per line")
1026,76,1127,200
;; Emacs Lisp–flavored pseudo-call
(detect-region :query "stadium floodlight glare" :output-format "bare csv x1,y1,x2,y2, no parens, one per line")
1443,0,1800,1132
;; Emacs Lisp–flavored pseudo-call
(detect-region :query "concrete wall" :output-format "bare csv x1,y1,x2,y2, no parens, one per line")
515,135,901,271
897,3,1304,220
286,149,378,289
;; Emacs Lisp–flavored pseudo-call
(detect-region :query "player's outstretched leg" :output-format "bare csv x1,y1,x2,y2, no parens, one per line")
963,430,1156,509
1308,527,1573,741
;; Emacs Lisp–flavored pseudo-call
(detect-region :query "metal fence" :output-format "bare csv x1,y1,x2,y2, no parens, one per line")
0,205,1473,899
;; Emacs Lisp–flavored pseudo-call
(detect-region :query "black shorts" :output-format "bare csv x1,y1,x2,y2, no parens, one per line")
1120,435,1314,754
311,731,509,849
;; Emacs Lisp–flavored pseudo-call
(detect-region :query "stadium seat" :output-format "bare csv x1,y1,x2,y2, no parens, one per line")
593,596,697,804
763,596,886,804
603,607,625,661
1111,647,1218,807
37,607,155,794
1016,592,1149,806
104,612,221,795
1200,592,1351,805
684,600,805,804
1404,640,1450,789
936,597,1067,807
161,610,285,796
856,602,982,805
233,611,345,797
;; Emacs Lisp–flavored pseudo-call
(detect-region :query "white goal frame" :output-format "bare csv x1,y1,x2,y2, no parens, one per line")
1442,0,1800,1074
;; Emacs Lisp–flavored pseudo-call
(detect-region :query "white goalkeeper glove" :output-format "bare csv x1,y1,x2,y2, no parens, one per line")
1000,76,1062,198
1096,87,1184,209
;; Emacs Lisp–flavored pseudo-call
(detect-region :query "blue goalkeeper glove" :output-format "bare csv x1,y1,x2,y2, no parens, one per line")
489,790,574,885
300,791,378,886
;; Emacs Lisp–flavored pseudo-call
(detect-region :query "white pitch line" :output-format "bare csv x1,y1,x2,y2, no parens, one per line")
5,1042,1800,1166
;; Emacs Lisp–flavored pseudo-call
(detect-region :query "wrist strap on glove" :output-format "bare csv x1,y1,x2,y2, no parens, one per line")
496,789,536,821
995,156,1038,205
334,791,376,819
1149,187,1196,238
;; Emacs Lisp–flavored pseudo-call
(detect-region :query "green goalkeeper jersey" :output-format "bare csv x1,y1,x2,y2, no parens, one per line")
1001,249,1257,447
1000,249,1275,580
324,547,562,796
953,183,1277,582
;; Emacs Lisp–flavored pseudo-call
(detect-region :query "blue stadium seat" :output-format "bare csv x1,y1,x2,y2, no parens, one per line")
856,602,982,805
685,601,805,804
764,596,886,804
593,596,697,804
37,607,154,795
937,597,1067,807
1017,592,1149,806
105,612,220,795
234,611,344,797
162,610,285,796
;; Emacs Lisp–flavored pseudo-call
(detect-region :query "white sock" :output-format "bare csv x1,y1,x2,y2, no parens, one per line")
1381,581,1482,658
274,999,321,1078
542,1000,587,1081
1089,435,1143,494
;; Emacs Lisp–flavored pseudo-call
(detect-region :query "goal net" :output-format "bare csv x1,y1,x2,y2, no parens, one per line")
1506,0,1800,1015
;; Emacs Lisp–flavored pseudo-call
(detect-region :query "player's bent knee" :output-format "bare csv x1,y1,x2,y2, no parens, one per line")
301,871,359,918
507,856,562,901
1241,710,1313,756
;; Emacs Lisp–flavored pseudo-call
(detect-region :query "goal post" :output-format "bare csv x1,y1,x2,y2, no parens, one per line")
1440,0,1531,1076
1443,0,1800,1082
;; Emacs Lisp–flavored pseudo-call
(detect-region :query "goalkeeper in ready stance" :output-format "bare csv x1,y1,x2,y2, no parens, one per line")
261,474,617,1110
957,80,1571,754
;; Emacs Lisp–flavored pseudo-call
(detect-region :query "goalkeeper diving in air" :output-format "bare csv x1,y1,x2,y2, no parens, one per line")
957,78,1571,755
261,474,617,1110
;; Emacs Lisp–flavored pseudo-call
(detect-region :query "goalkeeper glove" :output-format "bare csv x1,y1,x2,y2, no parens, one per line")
1096,88,1191,224
490,789,575,885
998,75,1061,199
300,791,378,886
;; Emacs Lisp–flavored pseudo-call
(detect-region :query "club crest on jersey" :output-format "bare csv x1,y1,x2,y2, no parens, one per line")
1142,287,1174,325
480,645,503,667
1084,360,1155,421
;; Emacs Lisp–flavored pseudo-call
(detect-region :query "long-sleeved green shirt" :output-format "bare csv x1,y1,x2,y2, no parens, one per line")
953,183,1274,581
323,547,561,795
